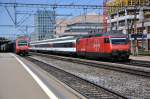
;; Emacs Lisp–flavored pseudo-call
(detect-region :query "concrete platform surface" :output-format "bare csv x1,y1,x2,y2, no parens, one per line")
0,53,50,99
130,55,150,61
0,53,84,99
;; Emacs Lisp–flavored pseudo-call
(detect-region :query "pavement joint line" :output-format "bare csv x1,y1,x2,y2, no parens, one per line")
11,53,58,99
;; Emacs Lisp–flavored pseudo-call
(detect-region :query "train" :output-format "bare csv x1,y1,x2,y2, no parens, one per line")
15,36,29,55
0,42,14,52
0,36,29,55
30,31,130,61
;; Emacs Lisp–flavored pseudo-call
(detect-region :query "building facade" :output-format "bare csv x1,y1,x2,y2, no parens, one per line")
107,0,150,51
33,10,55,41
56,14,104,36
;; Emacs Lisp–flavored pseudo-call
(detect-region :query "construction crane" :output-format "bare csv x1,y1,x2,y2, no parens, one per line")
103,0,109,33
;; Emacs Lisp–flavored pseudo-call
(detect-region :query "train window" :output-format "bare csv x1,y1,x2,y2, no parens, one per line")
111,38,128,44
18,40,28,46
53,42,73,48
37,44,49,47
104,38,110,43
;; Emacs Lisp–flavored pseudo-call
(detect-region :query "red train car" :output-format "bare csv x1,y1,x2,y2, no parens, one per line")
15,36,29,55
76,33,130,60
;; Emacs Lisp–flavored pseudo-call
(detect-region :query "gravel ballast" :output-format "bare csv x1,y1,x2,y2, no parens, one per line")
32,55,150,99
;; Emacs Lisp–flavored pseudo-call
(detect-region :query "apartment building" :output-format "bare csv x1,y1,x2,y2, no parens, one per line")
107,0,150,50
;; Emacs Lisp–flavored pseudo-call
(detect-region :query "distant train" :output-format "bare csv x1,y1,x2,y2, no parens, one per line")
0,42,14,52
15,36,29,55
30,31,130,61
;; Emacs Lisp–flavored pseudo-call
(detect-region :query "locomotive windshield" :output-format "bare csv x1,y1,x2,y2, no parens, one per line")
111,38,128,44
18,40,28,46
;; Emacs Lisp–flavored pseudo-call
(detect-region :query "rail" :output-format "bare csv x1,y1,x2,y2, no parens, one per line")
26,56,127,99
30,52,150,78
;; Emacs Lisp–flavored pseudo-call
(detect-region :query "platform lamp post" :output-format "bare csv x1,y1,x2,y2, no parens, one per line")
131,6,138,56
133,5,142,56
139,7,145,54
143,29,148,52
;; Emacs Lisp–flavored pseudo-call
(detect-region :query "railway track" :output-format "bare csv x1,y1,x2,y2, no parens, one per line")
30,52,150,77
116,60,150,68
26,56,127,99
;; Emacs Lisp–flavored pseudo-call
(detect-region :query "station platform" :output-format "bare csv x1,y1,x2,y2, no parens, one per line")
0,53,85,99
130,55,150,61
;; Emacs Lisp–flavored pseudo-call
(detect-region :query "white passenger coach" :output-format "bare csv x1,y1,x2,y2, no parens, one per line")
30,36,77,54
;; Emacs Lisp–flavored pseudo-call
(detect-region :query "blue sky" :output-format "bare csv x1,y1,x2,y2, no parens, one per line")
0,0,103,39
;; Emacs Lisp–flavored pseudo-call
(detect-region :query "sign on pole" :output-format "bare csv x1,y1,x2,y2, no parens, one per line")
147,34,150,39
143,29,147,35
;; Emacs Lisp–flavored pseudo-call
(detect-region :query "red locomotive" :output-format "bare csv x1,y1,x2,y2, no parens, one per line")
76,33,130,60
15,36,29,55
30,31,130,61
